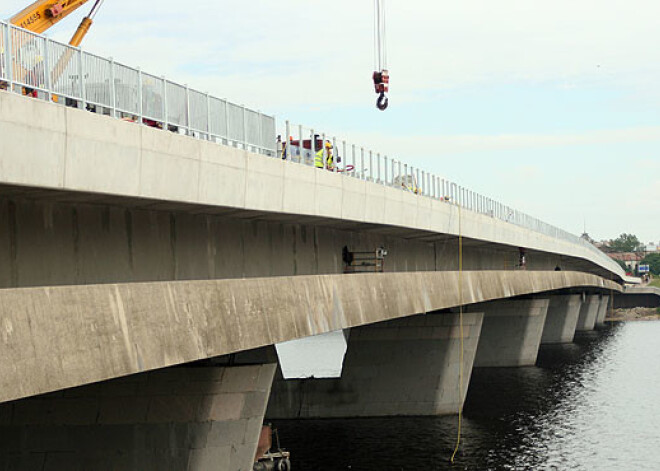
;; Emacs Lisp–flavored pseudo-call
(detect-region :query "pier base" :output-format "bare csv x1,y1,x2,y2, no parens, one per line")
576,294,601,332
473,298,549,367
266,311,484,418
541,295,582,344
595,295,610,328
0,364,276,471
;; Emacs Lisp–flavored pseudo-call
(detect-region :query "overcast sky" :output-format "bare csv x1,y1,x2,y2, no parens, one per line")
4,0,659,242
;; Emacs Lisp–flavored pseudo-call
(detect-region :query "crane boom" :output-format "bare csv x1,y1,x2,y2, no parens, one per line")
10,0,91,35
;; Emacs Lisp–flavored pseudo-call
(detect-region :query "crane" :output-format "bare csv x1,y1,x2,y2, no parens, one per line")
10,0,105,47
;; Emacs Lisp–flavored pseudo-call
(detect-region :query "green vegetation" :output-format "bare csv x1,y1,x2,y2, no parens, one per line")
610,233,643,252
642,253,660,276
650,278,660,288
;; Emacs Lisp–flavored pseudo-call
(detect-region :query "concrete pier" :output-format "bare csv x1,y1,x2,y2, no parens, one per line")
473,298,550,367
576,294,601,331
540,295,582,344
595,295,610,327
0,364,276,471
267,311,484,418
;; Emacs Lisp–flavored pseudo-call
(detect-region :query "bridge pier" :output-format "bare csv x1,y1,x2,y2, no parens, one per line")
0,364,276,471
540,295,582,344
473,298,549,367
595,295,610,328
266,311,484,418
576,294,601,332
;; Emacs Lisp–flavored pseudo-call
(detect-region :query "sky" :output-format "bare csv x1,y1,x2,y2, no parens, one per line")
3,0,659,242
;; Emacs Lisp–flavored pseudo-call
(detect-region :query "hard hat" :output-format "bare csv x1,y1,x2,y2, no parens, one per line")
325,142,332,148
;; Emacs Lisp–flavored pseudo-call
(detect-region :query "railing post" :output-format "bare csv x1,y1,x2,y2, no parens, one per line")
137,67,143,124
284,120,291,160
43,38,52,101
4,25,12,89
377,153,381,183
162,78,168,131
298,124,304,163
351,144,356,175
361,147,365,180
384,155,388,185
206,93,212,141
342,140,347,172
78,48,86,109
110,58,117,118
241,104,247,150
185,84,191,135
369,150,374,181
333,136,337,172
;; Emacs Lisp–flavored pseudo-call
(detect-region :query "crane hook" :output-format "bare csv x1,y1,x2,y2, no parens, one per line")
376,92,389,111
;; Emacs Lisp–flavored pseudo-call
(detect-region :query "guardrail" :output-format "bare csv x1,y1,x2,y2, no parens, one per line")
0,20,623,278
0,21,275,156
278,122,625,277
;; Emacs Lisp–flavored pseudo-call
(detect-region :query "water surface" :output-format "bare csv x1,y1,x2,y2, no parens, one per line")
273,322,660,470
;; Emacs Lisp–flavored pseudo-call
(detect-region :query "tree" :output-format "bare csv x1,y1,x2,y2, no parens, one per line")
642,253,660,276
609,233,643,253
614,259,629,273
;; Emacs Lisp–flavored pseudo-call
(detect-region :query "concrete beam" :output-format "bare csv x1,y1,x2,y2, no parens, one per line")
473,299,550,367
0,91,625,282
540,295,582,344
0,364,276,471
0,271,619,403
576,294,601,331
266,311,483,418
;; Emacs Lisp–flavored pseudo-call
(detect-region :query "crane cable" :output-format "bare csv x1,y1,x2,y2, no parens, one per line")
88,0,106,19
450,203,465,464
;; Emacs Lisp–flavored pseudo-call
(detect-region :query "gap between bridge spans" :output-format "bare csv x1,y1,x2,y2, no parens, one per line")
0,270,620,404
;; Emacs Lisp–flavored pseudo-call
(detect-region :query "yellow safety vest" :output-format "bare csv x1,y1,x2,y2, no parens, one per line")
315,149,324,168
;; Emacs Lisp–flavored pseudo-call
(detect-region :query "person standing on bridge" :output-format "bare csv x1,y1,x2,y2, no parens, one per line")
315,141,334,170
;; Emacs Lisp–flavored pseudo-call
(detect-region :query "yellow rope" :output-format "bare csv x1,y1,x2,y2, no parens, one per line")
450,203,464,463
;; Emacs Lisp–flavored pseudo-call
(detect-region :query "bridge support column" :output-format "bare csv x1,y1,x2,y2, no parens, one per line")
266,311,484,418
595,295,610,328
576,294,601,331
540,295,582,344
473,298,549,367
0,364,276,471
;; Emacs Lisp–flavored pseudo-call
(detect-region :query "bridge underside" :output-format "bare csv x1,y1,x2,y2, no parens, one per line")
0,270,619,405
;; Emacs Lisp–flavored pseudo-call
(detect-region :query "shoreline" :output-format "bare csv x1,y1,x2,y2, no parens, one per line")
605,307,660,322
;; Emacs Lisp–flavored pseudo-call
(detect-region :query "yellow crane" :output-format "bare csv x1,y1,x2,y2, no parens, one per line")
10,0,104,47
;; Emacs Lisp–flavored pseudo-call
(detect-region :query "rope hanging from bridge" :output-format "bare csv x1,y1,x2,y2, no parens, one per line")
450,203,465,464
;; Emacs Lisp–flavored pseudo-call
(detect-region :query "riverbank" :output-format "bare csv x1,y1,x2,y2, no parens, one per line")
606,307,660,322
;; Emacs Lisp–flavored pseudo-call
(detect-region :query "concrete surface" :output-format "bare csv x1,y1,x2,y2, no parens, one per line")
540,295,582,344
0,271,619,404
0,91,624,282
266,311,483,418
576,294,601,331
595,295,610,328
473,299,550,367
0,364,276,471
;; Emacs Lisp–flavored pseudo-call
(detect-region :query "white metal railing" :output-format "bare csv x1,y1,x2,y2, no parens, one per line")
277,122,625,277
0,21,276,156
0,20,623,278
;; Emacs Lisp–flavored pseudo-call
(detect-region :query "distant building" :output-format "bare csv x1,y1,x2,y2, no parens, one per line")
609,252,645,273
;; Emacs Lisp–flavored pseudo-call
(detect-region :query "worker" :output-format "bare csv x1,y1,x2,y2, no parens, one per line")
315,141,333,169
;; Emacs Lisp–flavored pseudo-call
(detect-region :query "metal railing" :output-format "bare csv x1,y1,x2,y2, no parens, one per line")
0,21,276,156
0,21,623,277
277,122,624,276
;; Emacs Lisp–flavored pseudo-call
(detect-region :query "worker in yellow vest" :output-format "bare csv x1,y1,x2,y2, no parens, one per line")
315,141,334,169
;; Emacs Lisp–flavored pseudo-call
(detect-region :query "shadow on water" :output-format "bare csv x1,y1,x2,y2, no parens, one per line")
272,323,654,470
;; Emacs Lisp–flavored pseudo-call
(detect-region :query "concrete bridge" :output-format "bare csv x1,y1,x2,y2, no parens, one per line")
0,89,633,470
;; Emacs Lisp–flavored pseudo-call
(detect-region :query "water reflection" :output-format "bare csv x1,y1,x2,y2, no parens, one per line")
273,322,660,470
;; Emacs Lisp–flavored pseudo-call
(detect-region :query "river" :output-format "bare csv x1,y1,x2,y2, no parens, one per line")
272,321,660,470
